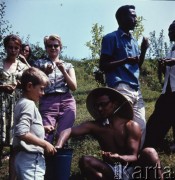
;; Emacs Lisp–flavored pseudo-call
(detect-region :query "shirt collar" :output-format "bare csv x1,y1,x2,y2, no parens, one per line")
118,28,133,38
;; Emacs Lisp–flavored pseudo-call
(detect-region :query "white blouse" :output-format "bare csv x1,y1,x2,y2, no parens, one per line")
162,44,175,94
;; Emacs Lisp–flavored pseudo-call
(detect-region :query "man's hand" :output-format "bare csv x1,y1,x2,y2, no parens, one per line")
164,59,175,66
126,56,139,65
158,58,175,67
141,37,149,52
102,151,120,164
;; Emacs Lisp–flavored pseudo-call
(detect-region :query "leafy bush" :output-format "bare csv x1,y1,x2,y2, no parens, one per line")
140,59,162,92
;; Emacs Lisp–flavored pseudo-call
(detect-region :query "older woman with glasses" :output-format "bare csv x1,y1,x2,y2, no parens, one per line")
0,34,28,179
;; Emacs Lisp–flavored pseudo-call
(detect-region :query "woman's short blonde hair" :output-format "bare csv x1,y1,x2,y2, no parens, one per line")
44,35,62,50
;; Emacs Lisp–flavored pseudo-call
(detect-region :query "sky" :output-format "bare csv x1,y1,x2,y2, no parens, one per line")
3,0,175,60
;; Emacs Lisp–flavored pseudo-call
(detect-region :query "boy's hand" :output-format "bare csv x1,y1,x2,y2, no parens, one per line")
44,141,57,155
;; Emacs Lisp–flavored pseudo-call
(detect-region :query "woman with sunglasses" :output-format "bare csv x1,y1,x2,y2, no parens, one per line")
33,34,77,179
0,34,29,179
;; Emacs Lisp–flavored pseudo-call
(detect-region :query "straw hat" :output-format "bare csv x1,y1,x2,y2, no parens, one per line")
86,87,133,120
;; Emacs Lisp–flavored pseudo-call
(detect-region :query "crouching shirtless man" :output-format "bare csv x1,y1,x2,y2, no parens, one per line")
56,87,163,180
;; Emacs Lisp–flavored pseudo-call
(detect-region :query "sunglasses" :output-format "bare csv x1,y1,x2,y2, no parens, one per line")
94,101,111,109
47,44,59,48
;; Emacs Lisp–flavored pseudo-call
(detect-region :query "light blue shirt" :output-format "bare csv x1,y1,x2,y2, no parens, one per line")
101,28,140,90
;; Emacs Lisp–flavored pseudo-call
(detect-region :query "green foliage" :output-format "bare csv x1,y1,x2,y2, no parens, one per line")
148,29,169,59
30,43,46,60
0,1,12,59
86,23,104,60
132,16,145,41
140,59,162,92
84,23,104,84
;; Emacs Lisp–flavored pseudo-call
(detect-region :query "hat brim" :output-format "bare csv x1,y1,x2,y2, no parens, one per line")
86,87,133,120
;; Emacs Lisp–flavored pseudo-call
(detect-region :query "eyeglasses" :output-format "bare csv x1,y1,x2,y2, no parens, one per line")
47,44,59,49
7,46,20,50
94,101,111,109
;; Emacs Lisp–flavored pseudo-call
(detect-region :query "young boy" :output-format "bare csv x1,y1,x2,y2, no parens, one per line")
13,67,57,180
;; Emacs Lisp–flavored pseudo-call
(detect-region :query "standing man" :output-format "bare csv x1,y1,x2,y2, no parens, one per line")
99,5,149,148
144,20,175,151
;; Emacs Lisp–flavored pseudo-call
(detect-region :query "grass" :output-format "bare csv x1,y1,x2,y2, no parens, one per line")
1,59,175,179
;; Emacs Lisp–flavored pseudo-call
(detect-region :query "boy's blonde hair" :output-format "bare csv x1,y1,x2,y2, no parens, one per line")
21,67,50,91
44,34,62,50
